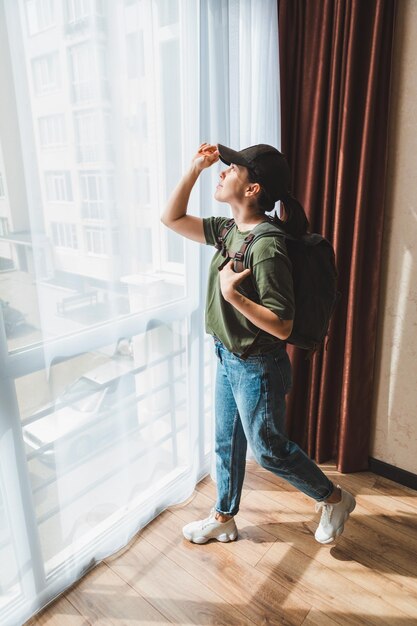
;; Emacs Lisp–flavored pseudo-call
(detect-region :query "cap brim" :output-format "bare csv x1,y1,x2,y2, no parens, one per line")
217,144,250,168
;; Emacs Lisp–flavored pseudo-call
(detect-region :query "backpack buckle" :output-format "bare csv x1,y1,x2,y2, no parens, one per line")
215,239,228,258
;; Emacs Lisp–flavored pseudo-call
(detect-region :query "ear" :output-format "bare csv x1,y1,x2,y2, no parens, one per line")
245,182,261,198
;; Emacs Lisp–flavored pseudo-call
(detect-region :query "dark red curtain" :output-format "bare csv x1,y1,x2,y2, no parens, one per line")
278,0,397,472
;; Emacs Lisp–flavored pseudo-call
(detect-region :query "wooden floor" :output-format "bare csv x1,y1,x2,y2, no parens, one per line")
26,460,417,626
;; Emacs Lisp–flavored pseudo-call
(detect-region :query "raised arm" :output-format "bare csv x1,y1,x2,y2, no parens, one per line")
160,143,219,243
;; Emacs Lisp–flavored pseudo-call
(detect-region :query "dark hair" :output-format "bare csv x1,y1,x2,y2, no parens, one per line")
246,168,309,238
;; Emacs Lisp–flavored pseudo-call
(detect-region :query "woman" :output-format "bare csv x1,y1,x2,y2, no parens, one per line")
161,142,356,544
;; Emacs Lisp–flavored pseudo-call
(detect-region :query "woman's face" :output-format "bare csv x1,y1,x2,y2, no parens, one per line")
214,163,251,204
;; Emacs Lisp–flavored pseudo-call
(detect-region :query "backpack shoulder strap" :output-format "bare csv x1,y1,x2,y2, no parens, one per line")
214,218,235,258
215,217,302,272
231,232,257,272
250,219,295,242
233,219,290,271
217,218,284,272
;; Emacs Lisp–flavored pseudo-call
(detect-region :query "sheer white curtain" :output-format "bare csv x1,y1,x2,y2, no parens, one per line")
200,0,281,468
0,0,280,623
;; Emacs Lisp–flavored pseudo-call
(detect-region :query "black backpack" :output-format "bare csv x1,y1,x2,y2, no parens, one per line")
215,217,340,356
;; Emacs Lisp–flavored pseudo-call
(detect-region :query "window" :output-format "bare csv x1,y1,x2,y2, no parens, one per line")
138,101,148,140
0,173,5,198
25,0,56,35
133,167,150,205
126,31,145,79
38,115,66,147
0,217,9,236
130,102,148,143
85,226,107,255
45,171,73,202
51,222,78,249
66,0,91,22
111,229,120,255
160,35,183,267
167,229,183,264
80,172,114,219
137,227,152,264
66,0,105,23
74,111,112,162
0,0,280,622
32,53,59,95
156,0,179,27
69,43,108,103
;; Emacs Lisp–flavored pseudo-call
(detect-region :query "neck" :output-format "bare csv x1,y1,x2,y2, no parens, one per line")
230,204,266,231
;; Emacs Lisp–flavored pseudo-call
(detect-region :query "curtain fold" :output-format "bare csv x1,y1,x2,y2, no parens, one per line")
277,0,398,472
199,0,281,469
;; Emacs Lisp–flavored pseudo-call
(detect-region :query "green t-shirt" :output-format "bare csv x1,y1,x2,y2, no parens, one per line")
203,216,295,356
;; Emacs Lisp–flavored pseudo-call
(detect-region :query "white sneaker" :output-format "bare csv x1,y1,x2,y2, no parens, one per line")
182,507,238,544
314,484,356,544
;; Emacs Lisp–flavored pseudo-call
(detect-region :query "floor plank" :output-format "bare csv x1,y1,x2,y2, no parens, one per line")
65,561,171,626
25,596,90,626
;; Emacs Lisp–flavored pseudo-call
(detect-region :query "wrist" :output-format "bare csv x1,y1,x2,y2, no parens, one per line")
189,162,203,177
223,288,238,303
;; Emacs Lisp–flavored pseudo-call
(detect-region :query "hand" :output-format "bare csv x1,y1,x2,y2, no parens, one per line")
191,142,219,172
219,259,251,301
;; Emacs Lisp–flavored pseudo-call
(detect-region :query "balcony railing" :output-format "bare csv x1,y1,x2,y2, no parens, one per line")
76,143,114,163
64,15,107,37
72,79,110,104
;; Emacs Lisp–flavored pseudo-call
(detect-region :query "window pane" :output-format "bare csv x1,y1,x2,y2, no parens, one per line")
2,0,186,354
0,218,9,236
26,0,56,35
133,167,150,205
51,222,78,249
137,227,152,264
156,0,178,27
126,32,145,79
32,54,59,94
18,324,188,574
45,172,73,201
39,115,66,147
0,472,22,610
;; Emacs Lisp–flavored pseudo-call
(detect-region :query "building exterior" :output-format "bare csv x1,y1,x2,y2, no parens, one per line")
0,0,187,342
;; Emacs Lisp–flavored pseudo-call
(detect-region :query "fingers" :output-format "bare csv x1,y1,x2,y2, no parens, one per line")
222,259,251,274
192,145,219,171
198,142,218,154
195,146,219,168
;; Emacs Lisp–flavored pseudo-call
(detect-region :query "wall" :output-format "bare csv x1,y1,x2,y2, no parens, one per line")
370,0,417,474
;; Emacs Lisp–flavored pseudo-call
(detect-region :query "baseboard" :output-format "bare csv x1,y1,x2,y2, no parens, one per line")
368,457,417,491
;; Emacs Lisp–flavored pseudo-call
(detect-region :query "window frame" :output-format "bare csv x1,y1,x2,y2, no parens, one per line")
32,53,60,95
38,114,66,148
25,0,56,37
51,222,79,250
45,171,73,203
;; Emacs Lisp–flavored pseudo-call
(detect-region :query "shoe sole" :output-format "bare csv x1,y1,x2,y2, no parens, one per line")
183,530,238,544
315,498,356,544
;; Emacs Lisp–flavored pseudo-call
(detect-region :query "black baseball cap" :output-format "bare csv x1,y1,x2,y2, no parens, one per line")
217,143,291,202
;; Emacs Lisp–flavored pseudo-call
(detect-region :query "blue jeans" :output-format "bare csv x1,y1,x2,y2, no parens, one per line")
213,337,334,516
